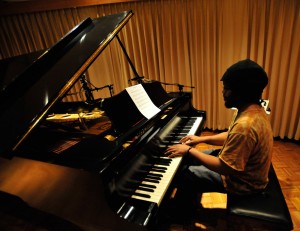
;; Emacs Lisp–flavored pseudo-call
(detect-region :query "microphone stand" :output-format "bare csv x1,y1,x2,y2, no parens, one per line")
80,74,95,105
80,74,115,101
160,82,195,93
129,76,145,84
93,84,114,97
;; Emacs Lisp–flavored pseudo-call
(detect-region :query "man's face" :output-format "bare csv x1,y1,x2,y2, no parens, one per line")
222,82,237,108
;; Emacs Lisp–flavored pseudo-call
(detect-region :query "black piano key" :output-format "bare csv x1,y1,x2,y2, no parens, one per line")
137,186,155,193
132,175,160,183
142,163,168,170
154,160,170,166
171,130,190,135
139,183,156,189
140,165,167,173
144,175,161,181
153,157,172,164
131,172,161,182
163,140,181,144
152,166,167,170
143,178,160,184
164,136,182,141
146,173,163,178
132,192,151,198
125,182,157,190
137,167,164,176
150,168,166,173
166,133,185,136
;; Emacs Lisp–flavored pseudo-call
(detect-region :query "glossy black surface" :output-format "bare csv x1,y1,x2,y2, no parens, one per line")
0,50,45,90
0,11,133,157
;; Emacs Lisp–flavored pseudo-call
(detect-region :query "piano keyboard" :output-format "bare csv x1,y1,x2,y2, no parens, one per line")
128,116,203,206
130,156,181,205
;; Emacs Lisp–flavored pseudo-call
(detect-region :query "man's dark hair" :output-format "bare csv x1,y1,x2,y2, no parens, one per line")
221,59,268,103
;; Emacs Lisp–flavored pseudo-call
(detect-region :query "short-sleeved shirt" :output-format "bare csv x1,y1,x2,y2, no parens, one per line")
218,104,273,195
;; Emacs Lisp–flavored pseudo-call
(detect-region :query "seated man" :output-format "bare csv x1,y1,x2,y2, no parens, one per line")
164,59,273,220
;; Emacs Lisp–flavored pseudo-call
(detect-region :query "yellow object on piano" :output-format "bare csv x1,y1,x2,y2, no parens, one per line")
46,111,104,124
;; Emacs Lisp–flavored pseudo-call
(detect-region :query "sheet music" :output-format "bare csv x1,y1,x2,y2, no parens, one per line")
126,84,161,119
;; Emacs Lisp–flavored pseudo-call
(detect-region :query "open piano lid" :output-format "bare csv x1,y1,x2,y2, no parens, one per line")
0,10,134,158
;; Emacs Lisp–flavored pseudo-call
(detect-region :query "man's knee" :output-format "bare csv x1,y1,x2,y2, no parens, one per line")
188,165,214,180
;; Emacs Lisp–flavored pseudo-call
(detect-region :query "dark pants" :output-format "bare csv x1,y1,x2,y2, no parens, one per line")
173,149,226,209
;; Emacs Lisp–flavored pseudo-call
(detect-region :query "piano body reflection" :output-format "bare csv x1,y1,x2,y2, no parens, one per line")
0,10,206,230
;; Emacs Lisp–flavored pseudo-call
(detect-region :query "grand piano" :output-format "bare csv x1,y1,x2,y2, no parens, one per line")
0,10,206,230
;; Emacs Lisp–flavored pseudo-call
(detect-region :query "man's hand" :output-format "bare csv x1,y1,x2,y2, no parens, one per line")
180,135,202,145
165,144,191,158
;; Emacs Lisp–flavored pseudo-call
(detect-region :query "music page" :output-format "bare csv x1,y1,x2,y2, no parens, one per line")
126,84,161,119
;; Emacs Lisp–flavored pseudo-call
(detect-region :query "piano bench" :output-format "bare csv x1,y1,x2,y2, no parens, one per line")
226,164,293,230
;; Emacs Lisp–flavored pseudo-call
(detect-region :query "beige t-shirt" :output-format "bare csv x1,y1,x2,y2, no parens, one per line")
219,104,273,195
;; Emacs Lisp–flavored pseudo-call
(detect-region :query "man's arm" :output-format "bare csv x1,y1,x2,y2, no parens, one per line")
180,131,228,146
200,131,228,146
165,143,234,175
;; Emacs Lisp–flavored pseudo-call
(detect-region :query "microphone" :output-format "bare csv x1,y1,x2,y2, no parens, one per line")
80,74,94,104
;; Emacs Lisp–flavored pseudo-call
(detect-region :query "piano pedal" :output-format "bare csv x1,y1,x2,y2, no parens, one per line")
170,188,177,199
